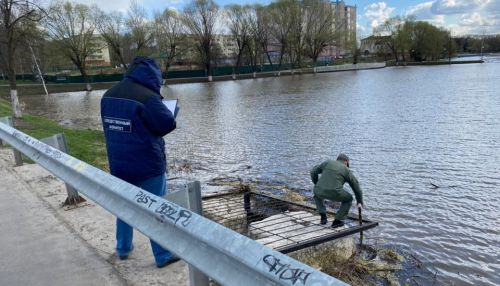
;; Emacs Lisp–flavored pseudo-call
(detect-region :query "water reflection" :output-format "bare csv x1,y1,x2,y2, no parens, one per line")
20,57,500,285
22,90,105,128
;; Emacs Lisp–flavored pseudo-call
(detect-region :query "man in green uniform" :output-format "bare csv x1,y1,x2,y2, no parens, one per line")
311,153,363,228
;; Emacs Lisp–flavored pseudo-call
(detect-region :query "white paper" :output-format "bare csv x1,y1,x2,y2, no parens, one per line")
162,99,178,117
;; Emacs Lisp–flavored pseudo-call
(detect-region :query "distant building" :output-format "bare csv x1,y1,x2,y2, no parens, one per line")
213,34,239,64
173,34,239,66
86,36,111,67
319,0,357,59
360,35,391,56
333,0,357,56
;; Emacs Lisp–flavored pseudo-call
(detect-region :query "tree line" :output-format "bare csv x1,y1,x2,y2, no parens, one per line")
454,35,500,54
368,17,500,63
1,0,355,117
3,0,497,117
2,0,353,81
369,16,456,63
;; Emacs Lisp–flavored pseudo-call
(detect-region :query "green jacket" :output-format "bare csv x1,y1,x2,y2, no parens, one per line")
311,159,363,204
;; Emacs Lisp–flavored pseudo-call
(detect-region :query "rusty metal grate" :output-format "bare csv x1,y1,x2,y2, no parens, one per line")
202,191,378,254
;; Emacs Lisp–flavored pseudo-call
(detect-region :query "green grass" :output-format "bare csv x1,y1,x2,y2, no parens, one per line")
0,99,109,171
0,80,35,85
0,82,117,98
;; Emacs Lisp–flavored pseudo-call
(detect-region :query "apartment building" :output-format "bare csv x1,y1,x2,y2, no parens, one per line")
86,36,111,67
326,0,357,58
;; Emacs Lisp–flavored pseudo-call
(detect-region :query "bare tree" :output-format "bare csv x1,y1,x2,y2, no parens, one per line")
96,9,127,68
182,0,219,80
243,7,260,73
287,0,306,68
153,8,185,80
225,4,252,74
303,0,335,64
126,0,152,55
346,33,360,64
395,17,414,63
267,0,294,70
0,0,42,117
44,1,97,91
248,4,273,68
374,17,403,63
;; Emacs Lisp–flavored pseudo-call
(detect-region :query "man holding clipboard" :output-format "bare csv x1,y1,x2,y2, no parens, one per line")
101,56,180,268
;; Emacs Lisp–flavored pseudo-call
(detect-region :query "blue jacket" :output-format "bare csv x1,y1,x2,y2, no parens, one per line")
101,57,176,182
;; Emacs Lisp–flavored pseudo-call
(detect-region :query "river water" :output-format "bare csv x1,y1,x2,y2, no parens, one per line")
22,57,500,285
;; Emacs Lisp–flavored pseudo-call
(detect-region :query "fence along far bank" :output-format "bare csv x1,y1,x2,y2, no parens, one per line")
4,62,386,85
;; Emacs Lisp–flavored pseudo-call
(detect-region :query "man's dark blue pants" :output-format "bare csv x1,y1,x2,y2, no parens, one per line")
116,174,174,266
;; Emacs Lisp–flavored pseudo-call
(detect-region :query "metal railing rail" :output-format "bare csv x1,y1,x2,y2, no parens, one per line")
314,62,386,73
0,121,348,286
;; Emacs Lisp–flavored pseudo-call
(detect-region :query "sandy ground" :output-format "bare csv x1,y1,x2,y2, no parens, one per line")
0,147,189,286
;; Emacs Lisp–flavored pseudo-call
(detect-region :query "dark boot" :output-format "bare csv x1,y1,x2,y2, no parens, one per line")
331,219,345,228
319,213,327,225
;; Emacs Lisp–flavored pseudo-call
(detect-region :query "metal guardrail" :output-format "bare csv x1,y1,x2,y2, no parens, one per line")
0,117,22,166
40,133,86,206
0,121,348,286
0,116,84,205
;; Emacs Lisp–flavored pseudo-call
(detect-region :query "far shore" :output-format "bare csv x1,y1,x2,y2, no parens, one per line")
0,59,484,97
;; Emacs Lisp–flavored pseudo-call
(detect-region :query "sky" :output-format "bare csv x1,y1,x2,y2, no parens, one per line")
66,0,500,36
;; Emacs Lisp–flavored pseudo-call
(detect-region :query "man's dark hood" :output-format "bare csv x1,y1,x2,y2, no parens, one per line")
124,57,162,94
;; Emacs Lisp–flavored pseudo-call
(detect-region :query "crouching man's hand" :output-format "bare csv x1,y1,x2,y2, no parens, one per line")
357,203,363,209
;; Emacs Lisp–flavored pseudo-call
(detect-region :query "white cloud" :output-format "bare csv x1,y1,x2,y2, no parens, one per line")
460,12,498,26
406,2,446,25
71,0,134,12
402,0,500,34
364,2,395,29
406,2,433,18
357,22,368,37
449,12,499,34
431,0,491,15
45,0,186,14
483,0,500,11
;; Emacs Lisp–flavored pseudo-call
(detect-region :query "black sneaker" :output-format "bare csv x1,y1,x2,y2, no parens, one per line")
157,256,181,268
320,213,328,225
331,220,345,228
118,245,134,260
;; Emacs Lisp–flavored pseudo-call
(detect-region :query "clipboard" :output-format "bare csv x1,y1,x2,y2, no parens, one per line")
162,99,180,118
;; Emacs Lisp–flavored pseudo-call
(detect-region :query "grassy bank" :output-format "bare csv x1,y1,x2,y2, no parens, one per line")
0,82,116,98
0,99,108,171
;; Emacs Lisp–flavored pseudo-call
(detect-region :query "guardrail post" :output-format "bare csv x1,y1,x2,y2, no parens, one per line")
0,116,23,166
40,133,86,206
167,181,209,286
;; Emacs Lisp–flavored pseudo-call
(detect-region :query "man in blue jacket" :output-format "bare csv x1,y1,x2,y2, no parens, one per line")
101,56,178,268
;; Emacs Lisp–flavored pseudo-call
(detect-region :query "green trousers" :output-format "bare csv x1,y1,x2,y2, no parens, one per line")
313,189,353,221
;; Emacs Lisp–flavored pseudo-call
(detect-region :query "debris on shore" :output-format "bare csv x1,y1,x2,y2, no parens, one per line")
292,244,404,286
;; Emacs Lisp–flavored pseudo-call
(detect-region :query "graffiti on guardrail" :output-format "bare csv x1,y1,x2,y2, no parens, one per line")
262,254,311,285
135,190,158,208
134,190,192,227
154,199,192,227
12,131,63,160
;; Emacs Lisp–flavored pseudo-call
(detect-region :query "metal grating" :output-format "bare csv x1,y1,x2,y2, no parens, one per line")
202,191,378,254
